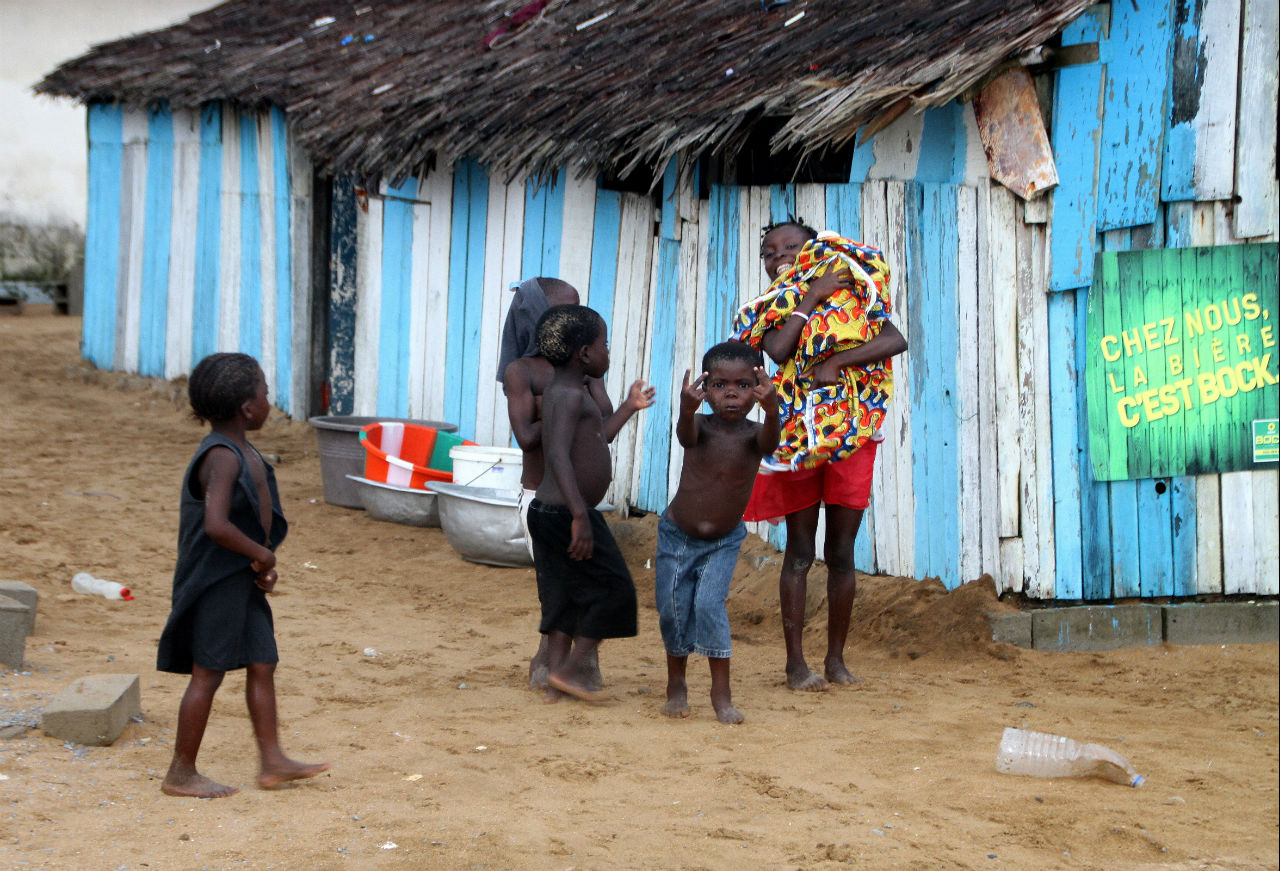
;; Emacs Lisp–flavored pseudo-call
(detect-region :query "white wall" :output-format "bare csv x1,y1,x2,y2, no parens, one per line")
0,0,213,227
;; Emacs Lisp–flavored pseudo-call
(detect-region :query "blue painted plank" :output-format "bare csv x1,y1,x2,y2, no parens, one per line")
444,160,488,440
703,185,740,342
327,175,358,415
1049,6,1107,291
848,138,876,183
1049,290,1084,599
271,106,293,412
660,160,678,241
1096,0,1173,231
523,170,565,278
1161,0,1202,200
377,177,417,416
910,183,961,587
192,102,222,366
768,185,794,223
84,103,124,370
916,103,966,184
139,103,173,377
1076,286,1113,599
824,183,863,241
238,111,263,360
587,189,622,328
637,165,682,511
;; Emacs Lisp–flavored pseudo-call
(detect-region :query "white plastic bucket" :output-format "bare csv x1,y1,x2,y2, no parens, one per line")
449,446,523,491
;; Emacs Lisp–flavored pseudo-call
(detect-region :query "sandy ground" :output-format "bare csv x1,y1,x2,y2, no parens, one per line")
0,308,1276,871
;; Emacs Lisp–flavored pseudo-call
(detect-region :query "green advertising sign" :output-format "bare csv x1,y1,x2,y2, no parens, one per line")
1086,243,1279,481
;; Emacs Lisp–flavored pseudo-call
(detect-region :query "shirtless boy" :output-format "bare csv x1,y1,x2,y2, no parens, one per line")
655,341,780,724
524,304,638,703
502,280,654,691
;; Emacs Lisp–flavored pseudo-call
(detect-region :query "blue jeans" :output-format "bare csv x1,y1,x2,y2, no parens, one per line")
654,514,747,659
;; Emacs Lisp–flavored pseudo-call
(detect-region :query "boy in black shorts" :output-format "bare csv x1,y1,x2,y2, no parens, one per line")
525,304,637,703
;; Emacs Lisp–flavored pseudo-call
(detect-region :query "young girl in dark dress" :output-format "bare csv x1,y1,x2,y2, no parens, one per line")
158,353,329,798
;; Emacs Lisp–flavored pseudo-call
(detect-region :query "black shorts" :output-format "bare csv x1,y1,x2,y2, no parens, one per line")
526,500,637,640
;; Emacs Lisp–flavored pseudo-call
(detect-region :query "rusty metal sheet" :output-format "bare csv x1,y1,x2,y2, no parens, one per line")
973,67,1060,200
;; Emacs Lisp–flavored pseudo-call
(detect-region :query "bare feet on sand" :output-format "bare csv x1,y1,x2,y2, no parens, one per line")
662,685,690,718
257,758,331,789
529,653,550,691
547,672,611,703
161,768,239,799
824,658,861,686
786,666,828,692
713,701,745,725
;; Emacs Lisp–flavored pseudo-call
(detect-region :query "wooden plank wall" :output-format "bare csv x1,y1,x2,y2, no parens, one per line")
85,101,308,417
80,0,1278,601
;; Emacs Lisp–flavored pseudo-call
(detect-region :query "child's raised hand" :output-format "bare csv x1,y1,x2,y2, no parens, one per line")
751,366,778,410
680,369,706,414
627,380,657,411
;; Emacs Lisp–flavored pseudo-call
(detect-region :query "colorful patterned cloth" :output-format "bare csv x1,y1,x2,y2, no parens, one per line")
730,232,894,470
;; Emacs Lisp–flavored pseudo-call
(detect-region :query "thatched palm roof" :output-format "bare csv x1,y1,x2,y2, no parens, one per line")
37,0,1093,183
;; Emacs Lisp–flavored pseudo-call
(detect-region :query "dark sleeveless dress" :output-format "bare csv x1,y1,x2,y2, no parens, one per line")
157,432,288,674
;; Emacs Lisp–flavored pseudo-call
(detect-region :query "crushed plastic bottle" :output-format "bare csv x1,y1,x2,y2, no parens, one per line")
71,573,133,601
995,727,1144,787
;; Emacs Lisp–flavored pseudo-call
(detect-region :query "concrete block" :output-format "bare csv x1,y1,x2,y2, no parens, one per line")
0,581,37,635
987,611,1032,647
1032,604,1163,652
1163,601,1279,646
0,596,26,669
41,674,141,746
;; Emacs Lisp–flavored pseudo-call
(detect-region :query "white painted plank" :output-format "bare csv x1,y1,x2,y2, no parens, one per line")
861,181,896,573
1194,473,1224,593
867,110,925,181
1220,471,1255,594
795,183,826,232
1012,217,1040,596
960,102,990,186
956,185,982,583
287,132,313,421
558,171,596,298
421,167,454,422
629,235,661,504
1252,470,1279,595
990,186,1021,544
256,113,277,393
475,179,519,445
407,176,432,419
607,195,655,512
217,105,241,355
165,108,200,380
884,181,915,578
119,107,148,373
670,182,704,500
351,194,380,416
1193,0,1242,199
492,181,525,446
1028,222,1056,598
1234,0,1280,238
999,538,1024,595
974,182,1001,580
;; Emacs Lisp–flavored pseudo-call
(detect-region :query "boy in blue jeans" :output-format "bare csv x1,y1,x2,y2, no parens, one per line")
656,341,779,724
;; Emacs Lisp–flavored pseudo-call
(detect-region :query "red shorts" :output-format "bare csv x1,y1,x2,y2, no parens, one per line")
742,441,879,524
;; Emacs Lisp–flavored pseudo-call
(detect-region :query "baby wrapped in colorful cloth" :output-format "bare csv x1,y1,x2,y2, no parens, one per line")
731,231,894,471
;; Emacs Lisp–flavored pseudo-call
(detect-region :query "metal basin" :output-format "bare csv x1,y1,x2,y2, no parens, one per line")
346,475,440,527
309,415,457,508
426,482,531,568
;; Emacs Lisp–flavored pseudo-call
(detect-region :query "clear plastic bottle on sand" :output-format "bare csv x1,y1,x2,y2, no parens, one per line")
71,573,133,601
995,727,1144,787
